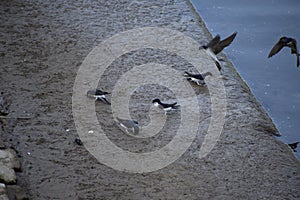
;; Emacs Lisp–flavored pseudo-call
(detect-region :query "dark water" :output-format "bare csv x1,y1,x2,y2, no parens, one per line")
191,0,300,158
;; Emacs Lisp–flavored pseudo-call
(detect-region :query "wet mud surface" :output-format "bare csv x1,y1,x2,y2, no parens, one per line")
0,0,299,199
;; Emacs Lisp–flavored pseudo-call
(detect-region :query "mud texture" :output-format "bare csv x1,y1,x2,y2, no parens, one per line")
0,0,299,199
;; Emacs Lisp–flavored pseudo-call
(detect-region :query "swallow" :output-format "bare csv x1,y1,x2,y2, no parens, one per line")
268,36,299,67
152,98,180,114
115,117,139,135
87,89,111,105
201,32,237,71
288,142,300,152
184,71,212,86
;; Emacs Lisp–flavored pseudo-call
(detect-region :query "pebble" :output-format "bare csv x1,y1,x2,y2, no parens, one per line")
0,140,27,198
0,165,16,184
0,148,21,170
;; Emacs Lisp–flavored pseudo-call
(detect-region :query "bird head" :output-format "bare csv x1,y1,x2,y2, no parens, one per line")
152,99,161,107
86,89,96,96
280,36,290,43
152,98,161,104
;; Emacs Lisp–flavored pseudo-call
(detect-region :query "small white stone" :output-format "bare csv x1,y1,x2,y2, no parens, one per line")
88,130,94,134
27,152,31,155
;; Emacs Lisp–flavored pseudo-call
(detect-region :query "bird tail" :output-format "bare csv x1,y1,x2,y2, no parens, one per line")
103,98,111,105
96,97,111,105
215,61,222,71
202,72,213,78
184,71,192,77
172,105,180,109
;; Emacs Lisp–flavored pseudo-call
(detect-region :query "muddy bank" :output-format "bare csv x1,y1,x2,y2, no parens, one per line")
0,0,299,199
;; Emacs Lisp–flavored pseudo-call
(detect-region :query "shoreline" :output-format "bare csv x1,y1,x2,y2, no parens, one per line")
186,0,282,137
188,0,300,160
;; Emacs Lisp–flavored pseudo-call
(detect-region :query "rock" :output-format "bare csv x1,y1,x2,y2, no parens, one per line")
0,183,10,200
0,148,20,184
0,165,16,184
0,148,21,170
0,194,9,200
0,183,7,195
6,185,28,200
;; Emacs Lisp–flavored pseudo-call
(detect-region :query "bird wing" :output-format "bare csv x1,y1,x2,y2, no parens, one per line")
192,74,204,80
172,104,180,109
290,39,298,54
268,40,284,58
206,35,221,49
184,71,204,80
118,118,139,135
95,89,110,95
213,32,237,54
169,102,180,109
163,102,177,108
116,117,126,126
214,61,222,71
184,71,192,77
290,39,299,67
161,102,177,108
100,97,111,105
133,126,139,135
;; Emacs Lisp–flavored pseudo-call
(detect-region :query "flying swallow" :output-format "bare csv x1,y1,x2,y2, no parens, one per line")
268,36,299,67
288,142,300,152
201,32,237,70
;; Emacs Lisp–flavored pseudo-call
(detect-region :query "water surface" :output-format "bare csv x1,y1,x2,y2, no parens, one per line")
191,0,300,158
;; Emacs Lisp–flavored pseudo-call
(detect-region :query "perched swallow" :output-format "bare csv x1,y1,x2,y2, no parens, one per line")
268,36,299,67
288,142,300,152
87,89,111,104
201,32,237,71
152,98,180,114
184,71,212,86
115,117,139,135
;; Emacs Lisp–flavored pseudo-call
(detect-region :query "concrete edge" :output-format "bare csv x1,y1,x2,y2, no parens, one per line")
184,0,300,162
